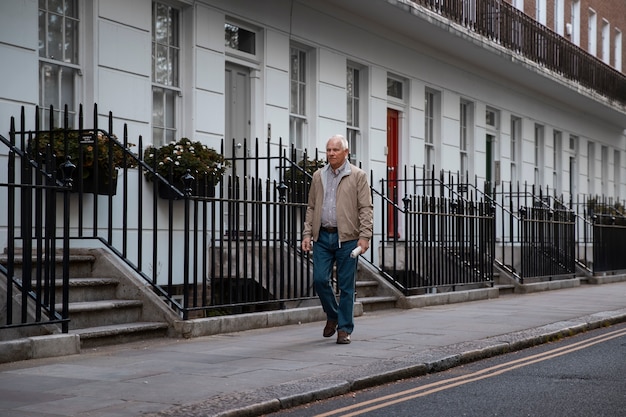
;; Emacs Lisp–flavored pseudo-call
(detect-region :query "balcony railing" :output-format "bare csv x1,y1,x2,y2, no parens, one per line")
413,0,626,105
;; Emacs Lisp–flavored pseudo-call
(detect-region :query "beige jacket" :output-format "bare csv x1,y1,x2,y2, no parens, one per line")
303,163,373,243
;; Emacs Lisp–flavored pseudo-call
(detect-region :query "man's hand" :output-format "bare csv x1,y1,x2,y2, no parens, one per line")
357,238,370,255
302,237,312,252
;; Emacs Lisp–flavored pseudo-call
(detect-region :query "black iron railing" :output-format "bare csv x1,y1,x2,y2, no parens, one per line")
3,104,626,332
413,0,626,105
0,108,74,332
373,168,496,294
573,195,626,274
592,215,626,273
488,181,576,283
2,104,322,323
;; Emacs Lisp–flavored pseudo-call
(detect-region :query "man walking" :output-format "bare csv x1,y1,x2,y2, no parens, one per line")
301,134,373,344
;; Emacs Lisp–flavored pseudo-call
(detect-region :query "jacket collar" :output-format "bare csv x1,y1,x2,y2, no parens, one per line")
324,159,351,176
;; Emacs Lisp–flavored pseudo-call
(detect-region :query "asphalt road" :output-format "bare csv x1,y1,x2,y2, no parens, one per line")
265,322,626,417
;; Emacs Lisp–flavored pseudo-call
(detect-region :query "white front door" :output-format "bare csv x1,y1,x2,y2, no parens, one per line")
225,63,251,164
225,62,251,234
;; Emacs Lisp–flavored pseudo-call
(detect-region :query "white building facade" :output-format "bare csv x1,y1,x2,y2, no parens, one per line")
2,0,626,205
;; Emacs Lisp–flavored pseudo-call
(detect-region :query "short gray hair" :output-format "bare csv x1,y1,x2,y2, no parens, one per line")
329,134,349,150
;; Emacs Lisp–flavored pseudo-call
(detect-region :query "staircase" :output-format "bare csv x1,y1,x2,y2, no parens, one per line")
355,260,400,312
4,249,171,349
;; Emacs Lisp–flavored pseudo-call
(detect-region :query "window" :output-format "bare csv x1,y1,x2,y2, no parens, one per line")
38,0,80,127
601,145,608,195
387,77,403,100
534,124,544,186
486,108,497,128
459,101,473,183
536,0,546,25
614,150,621,198
554,0,565,36
152,2,180,146
511,116,521,185
225,23,256,55
602,20,610,64
571,0,581,46
615,30,623,71
347,65,361,165
569,135,579,199
587,141,595,195
553,130,562,193
588,9,597,56
289,45,308,153
424,89,439,178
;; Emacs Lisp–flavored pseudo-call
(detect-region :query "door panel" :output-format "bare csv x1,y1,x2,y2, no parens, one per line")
486,134,494,185
387,109,399,238
225,63,251,235
225,63,250,160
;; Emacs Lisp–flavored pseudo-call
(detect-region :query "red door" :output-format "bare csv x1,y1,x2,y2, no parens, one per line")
387,109,399,238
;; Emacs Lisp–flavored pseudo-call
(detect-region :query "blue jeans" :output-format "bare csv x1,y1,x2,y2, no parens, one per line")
313,230,358,334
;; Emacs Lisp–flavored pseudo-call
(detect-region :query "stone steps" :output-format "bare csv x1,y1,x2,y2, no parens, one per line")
72,322,169,349
355,266,399,312
7,251,169,349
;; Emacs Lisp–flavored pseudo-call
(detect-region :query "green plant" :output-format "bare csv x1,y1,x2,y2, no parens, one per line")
282,156,325,202
283,156,325,183
143,138,229,184
586,197,625,216
28,129,138,180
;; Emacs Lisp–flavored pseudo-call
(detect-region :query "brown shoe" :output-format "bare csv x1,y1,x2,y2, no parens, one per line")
336,330,351,344
323,320,337,338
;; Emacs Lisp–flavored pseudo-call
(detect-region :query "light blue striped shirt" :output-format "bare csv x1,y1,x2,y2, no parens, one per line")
321,160,348,228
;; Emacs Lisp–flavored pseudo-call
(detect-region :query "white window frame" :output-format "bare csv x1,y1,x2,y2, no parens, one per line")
571,0,581,46
536,0,547,25
459,100,473,183
347,64,362,165
152,1,181,147
534,124,544,187
424,88,440,178
554,0,565,36
601,145,609,196
587,141,596,196
615,29,623,71
511,116,521,186
614,150,621,198
38,0,81,127
602,19,610,64
553,130,562,194
588,8,597,56
225,18,259,62
289,44,310,155
613,29,622,72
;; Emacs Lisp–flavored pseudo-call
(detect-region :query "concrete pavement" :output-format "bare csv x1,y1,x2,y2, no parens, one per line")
1,281,626,417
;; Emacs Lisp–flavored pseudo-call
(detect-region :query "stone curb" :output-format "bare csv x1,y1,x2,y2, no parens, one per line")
0,333,80,364
146,308,626,417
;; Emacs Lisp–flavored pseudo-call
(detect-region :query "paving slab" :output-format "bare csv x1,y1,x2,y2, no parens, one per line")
0,282,625,417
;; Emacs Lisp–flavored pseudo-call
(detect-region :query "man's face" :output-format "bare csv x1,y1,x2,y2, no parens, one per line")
326,138,349,170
